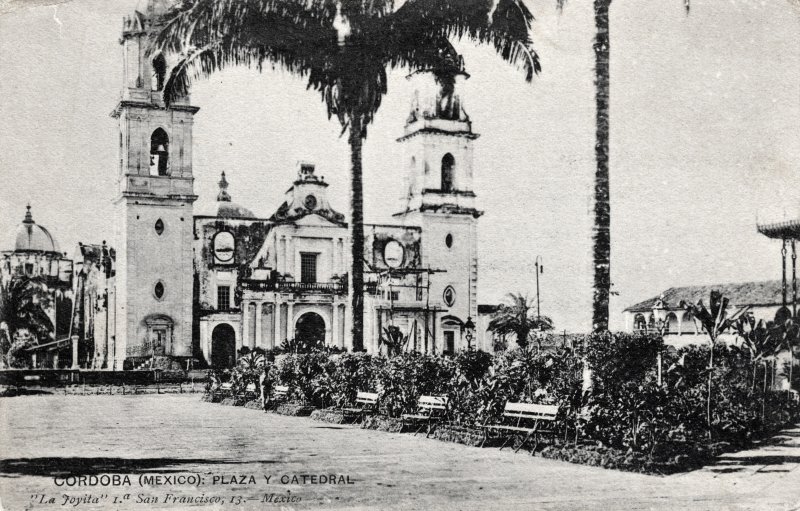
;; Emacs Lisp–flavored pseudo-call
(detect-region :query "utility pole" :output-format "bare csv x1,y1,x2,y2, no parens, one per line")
534,256,543,319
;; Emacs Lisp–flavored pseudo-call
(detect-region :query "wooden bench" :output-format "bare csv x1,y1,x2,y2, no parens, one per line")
241,383,259,400
401,395,448,437
341,391,379,422
212,381,234,400
272,385,290,403
481,402,559,454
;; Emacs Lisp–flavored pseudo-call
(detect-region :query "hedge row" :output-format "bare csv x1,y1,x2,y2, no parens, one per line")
215,332,800,461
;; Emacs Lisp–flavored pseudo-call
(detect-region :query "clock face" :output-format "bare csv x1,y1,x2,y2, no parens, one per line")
304,194,318,210
383,240,405,268
443,286,456,307
213,231,235,264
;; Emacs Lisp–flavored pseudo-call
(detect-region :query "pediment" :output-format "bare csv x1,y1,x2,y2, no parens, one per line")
294,214,341,228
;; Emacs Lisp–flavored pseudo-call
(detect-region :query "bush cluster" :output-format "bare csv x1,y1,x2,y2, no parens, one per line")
214,332,799,462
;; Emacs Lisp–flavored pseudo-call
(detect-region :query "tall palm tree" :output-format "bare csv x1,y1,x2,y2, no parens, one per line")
488,293,554,349
557,0,689,332
150,0,540,351
0,277,54,366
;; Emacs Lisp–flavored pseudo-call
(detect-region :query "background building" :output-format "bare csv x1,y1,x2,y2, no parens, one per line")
1,205,74,367
623,280,785,345
2,1,500,370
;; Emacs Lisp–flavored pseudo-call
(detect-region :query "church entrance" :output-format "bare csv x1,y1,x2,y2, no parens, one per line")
211,324,236,369
294,312,325,351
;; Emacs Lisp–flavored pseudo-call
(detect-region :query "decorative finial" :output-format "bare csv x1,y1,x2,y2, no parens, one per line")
23,203,33,224
217,172,231,202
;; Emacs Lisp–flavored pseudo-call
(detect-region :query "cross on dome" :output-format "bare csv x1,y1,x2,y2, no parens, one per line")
217,172,231,202
23,203,33,224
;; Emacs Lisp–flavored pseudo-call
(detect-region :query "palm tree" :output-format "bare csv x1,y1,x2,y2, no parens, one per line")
488,293,554,349
0,277,54,367
557,0,689,332
150,0,540,352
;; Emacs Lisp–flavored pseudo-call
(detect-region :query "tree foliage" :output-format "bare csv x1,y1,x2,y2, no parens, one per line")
487,293,554,348
0,277,54,367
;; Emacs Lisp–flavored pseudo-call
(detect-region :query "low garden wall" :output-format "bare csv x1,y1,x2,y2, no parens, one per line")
0,368,197,387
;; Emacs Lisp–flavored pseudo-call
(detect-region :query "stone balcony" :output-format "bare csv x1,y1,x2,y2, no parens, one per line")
241,279,347,295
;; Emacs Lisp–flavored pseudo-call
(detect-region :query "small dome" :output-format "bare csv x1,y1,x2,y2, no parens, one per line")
216,201,256,219
214,172,255,219
8,205,61,254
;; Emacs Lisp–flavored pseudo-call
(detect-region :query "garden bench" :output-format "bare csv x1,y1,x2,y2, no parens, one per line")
341,391,379,421
401,395,448,437
481,402,559,454
272,385,290,403
242,383,259,400
213,382,233,400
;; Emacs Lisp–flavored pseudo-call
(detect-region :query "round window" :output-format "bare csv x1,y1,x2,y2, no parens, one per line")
155,218,164,235
383,240,405,268
443,285,456,307
154,281,165,300
213,231,235,263
445,233,453,248
304,194,318,210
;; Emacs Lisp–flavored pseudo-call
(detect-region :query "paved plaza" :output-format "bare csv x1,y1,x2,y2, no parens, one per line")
1,394,799,510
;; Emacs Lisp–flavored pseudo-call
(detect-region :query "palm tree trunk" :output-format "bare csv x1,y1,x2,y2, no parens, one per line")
348,117,365,352
592,0,612,333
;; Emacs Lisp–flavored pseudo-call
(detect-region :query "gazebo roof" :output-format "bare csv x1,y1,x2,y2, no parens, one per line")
757,219,800,240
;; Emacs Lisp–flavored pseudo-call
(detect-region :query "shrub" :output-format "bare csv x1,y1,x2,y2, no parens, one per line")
375,353,454,417
327,352,376,407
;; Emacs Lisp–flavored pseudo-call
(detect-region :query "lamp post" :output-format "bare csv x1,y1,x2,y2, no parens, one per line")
464,316,475,351
652,302,669,386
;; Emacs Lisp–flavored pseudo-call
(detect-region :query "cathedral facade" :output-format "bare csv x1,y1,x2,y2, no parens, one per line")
193,66,488,367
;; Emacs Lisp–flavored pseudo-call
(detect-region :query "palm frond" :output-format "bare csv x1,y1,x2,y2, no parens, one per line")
384,0,539,81
150,0,541,130
151,0,339,106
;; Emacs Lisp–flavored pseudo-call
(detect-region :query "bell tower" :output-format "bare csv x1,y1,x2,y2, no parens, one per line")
394,68,482,353
110,0,198,369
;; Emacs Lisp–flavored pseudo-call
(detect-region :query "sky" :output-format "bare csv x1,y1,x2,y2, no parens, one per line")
0,0,798,332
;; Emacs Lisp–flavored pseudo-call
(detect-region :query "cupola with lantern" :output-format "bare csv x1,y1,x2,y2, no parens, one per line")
269,162,345,226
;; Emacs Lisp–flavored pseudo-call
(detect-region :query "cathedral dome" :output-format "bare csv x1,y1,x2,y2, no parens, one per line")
216,202,256,219
6,205,61,254
215,172,256,219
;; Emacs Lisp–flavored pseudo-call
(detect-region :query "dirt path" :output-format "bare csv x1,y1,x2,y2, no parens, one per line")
1,394,798,510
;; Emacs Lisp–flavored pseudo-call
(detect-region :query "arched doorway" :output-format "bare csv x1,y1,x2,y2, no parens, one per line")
294,312,325,351
211,324,236,369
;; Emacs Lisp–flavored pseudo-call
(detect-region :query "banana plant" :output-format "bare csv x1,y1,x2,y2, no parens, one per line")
680,291,749,439
734,315,781,391
770,318,800,390
379,325,409,358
